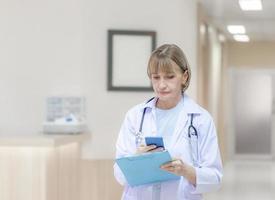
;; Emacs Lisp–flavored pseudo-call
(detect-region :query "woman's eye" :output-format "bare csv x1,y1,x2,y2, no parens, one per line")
167,75,175,79
152,76,160,80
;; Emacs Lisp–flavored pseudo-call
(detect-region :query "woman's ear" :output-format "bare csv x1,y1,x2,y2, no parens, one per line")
182,70,188,85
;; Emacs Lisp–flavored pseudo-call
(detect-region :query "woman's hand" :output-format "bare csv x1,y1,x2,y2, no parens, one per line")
161,159,196,185
136,144,164,154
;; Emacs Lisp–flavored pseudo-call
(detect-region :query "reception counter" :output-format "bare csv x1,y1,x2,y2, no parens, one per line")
0,133,90,200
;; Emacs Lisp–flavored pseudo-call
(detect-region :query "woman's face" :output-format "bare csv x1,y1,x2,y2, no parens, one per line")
150,62,188,105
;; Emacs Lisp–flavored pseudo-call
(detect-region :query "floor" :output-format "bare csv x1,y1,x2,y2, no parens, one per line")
204,160,275,200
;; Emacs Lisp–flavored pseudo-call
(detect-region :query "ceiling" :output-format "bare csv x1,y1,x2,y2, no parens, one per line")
199,0,275,41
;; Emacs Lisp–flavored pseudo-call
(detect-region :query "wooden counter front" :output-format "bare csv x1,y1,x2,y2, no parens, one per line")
0,133,90,200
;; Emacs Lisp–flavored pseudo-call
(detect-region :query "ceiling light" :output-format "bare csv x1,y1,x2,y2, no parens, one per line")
233,34,250,42
239,0,263,11
227,25,246,34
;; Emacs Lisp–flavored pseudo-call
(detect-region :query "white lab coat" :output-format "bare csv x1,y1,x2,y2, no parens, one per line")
114,95,223,200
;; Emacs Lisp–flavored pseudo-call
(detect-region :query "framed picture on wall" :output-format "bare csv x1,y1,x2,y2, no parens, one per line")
107,29,156,91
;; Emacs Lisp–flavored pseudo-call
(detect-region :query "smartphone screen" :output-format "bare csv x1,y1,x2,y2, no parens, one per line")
145,137,165,149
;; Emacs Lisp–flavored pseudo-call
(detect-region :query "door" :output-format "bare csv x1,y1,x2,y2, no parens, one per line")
232,70,272,157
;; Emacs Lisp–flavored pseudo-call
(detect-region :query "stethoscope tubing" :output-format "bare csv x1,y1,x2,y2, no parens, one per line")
135,98,199,166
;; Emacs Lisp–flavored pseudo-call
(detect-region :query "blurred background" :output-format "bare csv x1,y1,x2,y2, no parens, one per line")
0,0,275,199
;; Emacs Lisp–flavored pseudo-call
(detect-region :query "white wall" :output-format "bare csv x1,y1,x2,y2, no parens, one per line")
0,0,85,135
0,0,198,159
207,25,222,124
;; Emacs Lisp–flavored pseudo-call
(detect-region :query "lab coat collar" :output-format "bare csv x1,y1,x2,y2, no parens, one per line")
183,94,202,114
141,94,202,114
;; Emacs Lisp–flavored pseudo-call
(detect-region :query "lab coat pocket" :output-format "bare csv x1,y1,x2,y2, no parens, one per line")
122,194,136,200
183,184,202,200
122,186,137,200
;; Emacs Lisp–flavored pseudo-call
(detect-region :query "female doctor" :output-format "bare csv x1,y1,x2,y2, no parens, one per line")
114,44,223,200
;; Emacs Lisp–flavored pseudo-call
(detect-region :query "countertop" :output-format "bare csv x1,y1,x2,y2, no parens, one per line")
0,133,90,147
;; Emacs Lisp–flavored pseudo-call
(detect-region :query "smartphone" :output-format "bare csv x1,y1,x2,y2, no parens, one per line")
145,137,165,149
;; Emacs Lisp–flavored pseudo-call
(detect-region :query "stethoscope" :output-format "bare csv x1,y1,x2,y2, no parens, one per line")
133,98,200,167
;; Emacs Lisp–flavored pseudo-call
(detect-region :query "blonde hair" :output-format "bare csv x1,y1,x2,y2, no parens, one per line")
147,44,191,92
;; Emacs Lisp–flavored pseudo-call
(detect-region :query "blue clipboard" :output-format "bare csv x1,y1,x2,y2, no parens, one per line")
116,151,180,186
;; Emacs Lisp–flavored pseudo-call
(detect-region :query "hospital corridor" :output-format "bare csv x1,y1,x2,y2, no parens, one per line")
1,0,275,200
205,161,275,200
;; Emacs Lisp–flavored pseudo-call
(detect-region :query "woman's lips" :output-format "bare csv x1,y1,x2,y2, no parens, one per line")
158,91,170,95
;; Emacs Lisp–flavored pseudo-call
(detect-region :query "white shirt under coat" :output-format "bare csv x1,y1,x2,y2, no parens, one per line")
114,95,223,200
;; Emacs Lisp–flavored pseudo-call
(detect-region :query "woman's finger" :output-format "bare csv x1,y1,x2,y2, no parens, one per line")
161,159,183,170
145,145,157,151
136,145,156,154
149,147,164,152
161,161,173,168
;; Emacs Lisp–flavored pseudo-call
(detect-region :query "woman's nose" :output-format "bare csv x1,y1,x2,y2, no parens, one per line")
158,79,167,88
